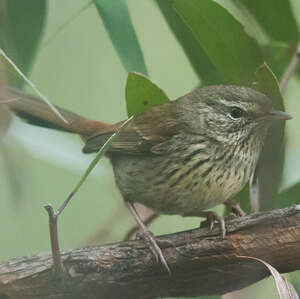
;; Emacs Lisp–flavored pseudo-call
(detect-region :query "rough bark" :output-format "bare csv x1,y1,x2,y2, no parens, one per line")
1,205,300,299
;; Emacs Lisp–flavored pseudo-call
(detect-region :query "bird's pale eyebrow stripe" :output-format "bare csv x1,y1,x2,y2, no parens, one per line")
218,96,252,107
218,99,232,106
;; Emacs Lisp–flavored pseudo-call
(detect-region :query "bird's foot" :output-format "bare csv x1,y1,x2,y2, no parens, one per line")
199,211,226,238
136,229,171,274
125,201,171,274
225,199,247,217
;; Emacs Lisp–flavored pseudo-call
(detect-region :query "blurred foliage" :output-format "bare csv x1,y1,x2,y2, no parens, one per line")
253,64,286,210
263,45,294,79
0,0,46,205
173,0,263,85
0,0,46,86
236,0,299,42
0,0,300,299
173,0,286,216
93,0,148,75
276,182,300,209
156,0,221,85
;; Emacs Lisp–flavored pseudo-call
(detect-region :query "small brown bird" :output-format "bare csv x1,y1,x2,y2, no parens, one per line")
1,85,291,272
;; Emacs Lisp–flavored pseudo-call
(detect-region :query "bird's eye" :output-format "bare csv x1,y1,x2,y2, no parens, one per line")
229,107,244,119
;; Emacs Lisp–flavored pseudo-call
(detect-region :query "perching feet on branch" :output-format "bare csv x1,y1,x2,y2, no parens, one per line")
199,211,226,238
125,201,171,274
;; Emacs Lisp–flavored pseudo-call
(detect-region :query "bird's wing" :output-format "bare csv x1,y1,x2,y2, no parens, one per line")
82,103,179,155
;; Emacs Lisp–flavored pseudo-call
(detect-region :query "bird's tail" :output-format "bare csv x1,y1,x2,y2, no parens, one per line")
0,87,110,139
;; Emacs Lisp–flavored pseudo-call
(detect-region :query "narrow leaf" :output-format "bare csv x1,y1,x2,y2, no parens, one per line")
125,72,170,117
236,0,299,42
240,256,299,299
156,0,221,84
94,0,148,75
0,1,67,123
0,0,46,86
254,63,285,111
262,44,293,79
252,63,286,210
0,48,68,123
174,0,263,85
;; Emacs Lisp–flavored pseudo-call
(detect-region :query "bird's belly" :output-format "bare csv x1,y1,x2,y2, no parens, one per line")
111,153,250,216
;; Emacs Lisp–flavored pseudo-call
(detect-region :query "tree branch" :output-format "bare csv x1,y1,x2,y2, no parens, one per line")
1,205,300,299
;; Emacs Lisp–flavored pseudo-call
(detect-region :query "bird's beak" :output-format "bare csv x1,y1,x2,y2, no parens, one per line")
268,109,292,120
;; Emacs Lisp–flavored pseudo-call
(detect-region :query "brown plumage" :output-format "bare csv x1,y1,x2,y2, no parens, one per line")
1,85,291,273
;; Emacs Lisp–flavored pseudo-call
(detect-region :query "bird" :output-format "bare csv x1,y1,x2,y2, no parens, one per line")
0,85,291,273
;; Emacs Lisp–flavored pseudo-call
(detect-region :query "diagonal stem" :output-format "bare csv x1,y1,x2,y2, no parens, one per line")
280,41,300,92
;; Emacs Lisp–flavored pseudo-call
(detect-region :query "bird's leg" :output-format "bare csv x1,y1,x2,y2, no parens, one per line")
199,211,226,238
224,199,247,217
124,201,171,274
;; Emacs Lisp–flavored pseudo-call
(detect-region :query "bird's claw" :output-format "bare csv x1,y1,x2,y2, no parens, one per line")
136,230,171,274
200,211,226,238
225,200,247,217
232,204,246,217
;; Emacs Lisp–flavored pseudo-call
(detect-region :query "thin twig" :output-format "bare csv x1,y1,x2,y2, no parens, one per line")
56,192,74,216
44,204,64,273
280,41,300,92
55,116,133,217
0,48,68,123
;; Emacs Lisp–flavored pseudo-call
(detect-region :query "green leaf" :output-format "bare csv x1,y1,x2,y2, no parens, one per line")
240,256,299,299
262,43,300,82
252,63,286,210
94,0,148,75
254,63,285,110
125,72,170,117
173,0,263,85
262,44,292,79
234,64,287,211
155,0,221,85
236,0,299,42
0,0,46,86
